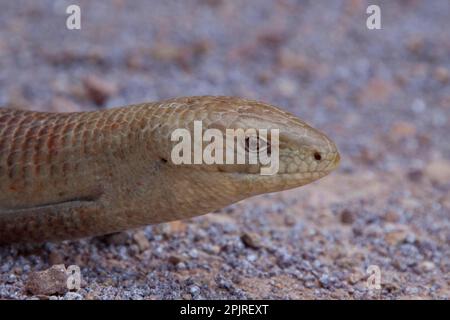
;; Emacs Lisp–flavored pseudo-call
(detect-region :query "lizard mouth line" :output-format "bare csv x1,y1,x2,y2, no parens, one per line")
220,170,333,178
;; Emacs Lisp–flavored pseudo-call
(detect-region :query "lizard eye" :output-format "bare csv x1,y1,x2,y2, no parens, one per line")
244,136,271,155
314,151,322,161
244,137,251,153
244,136,258,153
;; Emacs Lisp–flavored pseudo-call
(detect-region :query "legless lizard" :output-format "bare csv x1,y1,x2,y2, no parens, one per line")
0,96,340,243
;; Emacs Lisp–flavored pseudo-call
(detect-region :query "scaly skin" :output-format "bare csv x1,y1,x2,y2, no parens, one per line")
0,96,340,243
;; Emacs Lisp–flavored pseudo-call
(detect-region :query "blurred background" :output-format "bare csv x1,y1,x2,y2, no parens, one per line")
0,0,449,299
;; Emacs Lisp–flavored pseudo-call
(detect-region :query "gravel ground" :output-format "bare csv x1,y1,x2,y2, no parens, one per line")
0,0,449,299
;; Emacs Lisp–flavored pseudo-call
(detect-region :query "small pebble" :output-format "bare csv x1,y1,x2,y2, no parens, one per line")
340,209,355,224
241,232,262,249
419,261,435,272
82,75,118,106
133,231,150,252
25,265,69,296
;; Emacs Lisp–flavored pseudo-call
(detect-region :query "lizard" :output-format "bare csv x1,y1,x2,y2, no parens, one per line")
0,96,340,243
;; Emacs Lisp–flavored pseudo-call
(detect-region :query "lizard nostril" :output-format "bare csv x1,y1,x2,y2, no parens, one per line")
313,152,322,161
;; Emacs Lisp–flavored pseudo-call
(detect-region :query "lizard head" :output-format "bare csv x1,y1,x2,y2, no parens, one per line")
148,96,339,215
